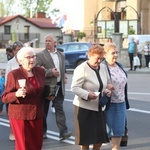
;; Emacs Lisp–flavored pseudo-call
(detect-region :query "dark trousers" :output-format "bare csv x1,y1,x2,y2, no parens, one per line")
128,53,134,70
144,55,150,67
137,54,142,68
0,97,4,111
43,85,68,137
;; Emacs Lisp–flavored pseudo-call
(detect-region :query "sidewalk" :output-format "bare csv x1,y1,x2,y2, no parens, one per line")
124,67,150,74
0,63,7,70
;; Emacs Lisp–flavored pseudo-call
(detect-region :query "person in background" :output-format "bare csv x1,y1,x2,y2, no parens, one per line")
2,47,45,150
136,40,143,69
133,54,140,71
8,40,13,47
71,44,112,150
103,43,129,150
5,41,24,141
36,34,72,140
51,40,64,113
5,41,24,82
143,41,150,68
128,37,137,71
0,69,5,115
6,47,14,61
58,40,63,45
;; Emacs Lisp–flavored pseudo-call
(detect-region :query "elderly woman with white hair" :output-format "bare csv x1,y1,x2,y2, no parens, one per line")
2,47,45,150
143,41,150,68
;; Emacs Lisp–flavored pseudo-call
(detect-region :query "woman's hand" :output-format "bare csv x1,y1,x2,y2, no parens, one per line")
107,84,115,90
105,89,111,97
88,91,98,100
46,95,55,101
15,88,26,98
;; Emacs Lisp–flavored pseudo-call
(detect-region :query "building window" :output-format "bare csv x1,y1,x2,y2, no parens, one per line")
4,26,11,34
24,26,30,40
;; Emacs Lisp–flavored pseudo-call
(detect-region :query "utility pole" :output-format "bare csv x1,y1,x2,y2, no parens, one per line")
30,2,33,18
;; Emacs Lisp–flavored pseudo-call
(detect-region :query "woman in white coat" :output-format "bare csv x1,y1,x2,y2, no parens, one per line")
71,44,112,150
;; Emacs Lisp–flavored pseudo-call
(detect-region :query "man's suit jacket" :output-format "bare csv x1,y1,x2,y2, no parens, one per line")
36,49,66,95
2,66,45,120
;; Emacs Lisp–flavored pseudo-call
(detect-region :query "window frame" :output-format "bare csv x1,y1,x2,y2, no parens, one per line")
4,25,11,34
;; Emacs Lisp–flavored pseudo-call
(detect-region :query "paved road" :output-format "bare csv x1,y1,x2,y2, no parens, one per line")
0,70,150,150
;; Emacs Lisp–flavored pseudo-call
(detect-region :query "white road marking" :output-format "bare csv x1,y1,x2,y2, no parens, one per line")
1,91,150,145
129,108,150,114
128,92,150,95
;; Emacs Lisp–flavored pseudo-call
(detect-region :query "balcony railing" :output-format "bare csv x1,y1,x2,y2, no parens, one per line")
0,33,40,43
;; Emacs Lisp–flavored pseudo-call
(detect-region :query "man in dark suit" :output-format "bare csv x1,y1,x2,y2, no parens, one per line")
36,34,71,141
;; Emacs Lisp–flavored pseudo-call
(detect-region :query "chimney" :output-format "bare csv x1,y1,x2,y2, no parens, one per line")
36,12,46,18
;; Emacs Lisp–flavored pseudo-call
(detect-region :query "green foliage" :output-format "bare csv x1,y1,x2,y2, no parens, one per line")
12,30,17,42
50,8,60,16
128,28,135,35
0,0,15,17
77,32,86,40
0,0,54,17
128,26,135,35
20,0,53,17
0,2,5,17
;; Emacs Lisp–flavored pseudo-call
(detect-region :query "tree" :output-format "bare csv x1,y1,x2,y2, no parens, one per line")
49,8,60,17
77,32,86,41
0,0,54,17
0,2,5,17
20,0,53,17
0,0,15,17
128,25,135,35
12,30,17,42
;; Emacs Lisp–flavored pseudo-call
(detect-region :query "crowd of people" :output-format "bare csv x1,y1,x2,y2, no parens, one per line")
0,35,134,150
71,43,129,150
0,35,72,150
128,37,150,71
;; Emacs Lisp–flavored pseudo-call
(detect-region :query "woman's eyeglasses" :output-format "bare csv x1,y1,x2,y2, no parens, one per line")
111,51,119,55
24,55,36,60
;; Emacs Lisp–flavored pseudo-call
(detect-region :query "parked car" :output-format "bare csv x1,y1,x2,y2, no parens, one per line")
57,42,92,69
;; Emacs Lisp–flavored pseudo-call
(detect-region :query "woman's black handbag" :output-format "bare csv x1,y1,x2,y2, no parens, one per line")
99,93,110,109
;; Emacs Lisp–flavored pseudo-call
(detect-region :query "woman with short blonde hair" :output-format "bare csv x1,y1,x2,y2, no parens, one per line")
103,43,129,150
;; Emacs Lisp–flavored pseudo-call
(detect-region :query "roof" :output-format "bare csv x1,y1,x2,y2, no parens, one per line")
0,15,60,29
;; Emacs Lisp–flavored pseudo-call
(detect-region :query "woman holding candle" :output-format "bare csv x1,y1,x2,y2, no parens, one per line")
2,47,45,150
